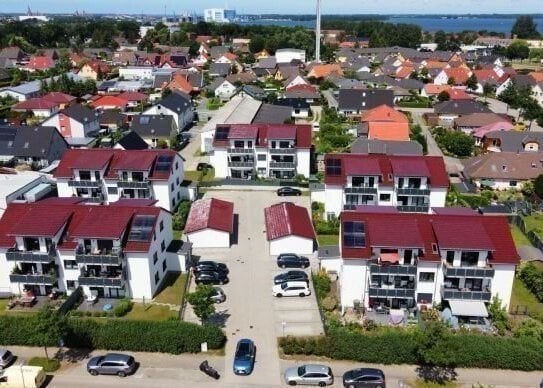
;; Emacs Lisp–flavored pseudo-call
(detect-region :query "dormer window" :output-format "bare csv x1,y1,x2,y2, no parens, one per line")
431,243,438,254
502,165,507,171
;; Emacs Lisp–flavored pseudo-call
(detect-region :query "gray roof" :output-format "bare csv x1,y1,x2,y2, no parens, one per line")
206,77,229,92
338,88,394,111
351,139,423,155
252,104,293,124
242,85,267,99
463,151,543,180
513,74,537,89
209,63,231,77
131,115,176,138
0,47,24,60
0,125,67,159
0,80,41,96
158,91,192,114
62,104,99,124
209,46,229,60
115,131,149,150
153,73,172,89
0,68,9,81
187,72,204,88
256,57,277,69
484,131,543,153
434,100,492,115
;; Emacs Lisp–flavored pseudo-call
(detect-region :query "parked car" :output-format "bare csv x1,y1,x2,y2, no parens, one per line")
194,261,229,275
197,162,213,171
272,281,311,297
274,270,309,285
232,338,256,375
195,271,229,285
277,253,310,269
284,364,334,386
277,187,302,196
342,368,386,388
210,287,226,303
0,348,14,368
86,353,137,377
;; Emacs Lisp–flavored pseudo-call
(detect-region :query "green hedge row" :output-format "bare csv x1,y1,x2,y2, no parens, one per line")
0,316,225,354
519,263,543,302
279,330,543,371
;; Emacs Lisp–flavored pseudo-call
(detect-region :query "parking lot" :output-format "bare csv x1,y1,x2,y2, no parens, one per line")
186,189,323,386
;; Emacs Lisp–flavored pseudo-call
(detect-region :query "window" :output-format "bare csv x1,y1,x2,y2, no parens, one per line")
234,140,244,148
160,221,164,231
153,252,158,265
446,251,455,265
419,272,435,282
343,221,366,248
64,260,77,269
417,293,433,304
431,243,438,254
172,199,175,207
176,177,180,185
94,171,100,180
509,181,517,187
247,141,253,148
154,271,160,284
161,240,165,252
326,158,342,176
177,192,180,200
175,162,179,170
379,194,391,201
257,154,266,161
66,280,76,290
460,251,479,267
279,141,290,148
162,260,167,271
107,186,118,195
170,183,174,192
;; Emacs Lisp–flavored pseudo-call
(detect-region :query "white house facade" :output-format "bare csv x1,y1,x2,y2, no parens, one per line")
323,154,449,217
184,198,234,249
276,49,306,64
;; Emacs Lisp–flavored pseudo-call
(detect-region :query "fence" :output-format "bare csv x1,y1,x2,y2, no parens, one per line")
178,270,192,320
507,215,543,252
58,286,83,315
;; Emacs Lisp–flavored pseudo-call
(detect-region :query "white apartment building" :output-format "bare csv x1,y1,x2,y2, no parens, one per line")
275,48,306,64
54,149,188,212
209,124,312,180
320,209,518,318
119,66,155,81
0,200,188,300
204,8,236,23
323,154,449,217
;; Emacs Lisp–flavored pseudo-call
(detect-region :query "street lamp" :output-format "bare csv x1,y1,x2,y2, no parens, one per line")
281,321,287,337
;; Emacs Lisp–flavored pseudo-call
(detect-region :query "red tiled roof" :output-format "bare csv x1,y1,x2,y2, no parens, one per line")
13,98,58,111
339,210,519,265
90,95,128,109
212,124,312,149
361,105,409,124
285,84,318,93
109,151,157,172
54,149,114,175
423,84,451,96
42,92,76,104
26,56,55,70
84,60,110,74
324,154,448,188
265,202,315,241
185,198,234,234
9,206,72,237
444,68,471,84
118,92,148,102
228,125,259,139
268,125,297,140
70,206,135,239
449,89,472,100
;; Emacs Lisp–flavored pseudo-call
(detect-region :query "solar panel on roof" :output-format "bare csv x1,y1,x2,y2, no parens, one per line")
326,158,342,176
215,127,229,140
343,221,366,248
128,215,156,242
132,215,156,227
157,155,174,163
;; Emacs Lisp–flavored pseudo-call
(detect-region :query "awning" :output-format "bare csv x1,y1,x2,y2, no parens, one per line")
380,252,399,264
449,300,488,317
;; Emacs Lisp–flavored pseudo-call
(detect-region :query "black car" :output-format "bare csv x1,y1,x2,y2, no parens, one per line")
195,271,229,285
277,187,302,196
194,261,229,275
197,162,213,171
277,254,310,269
342,368,386,388
274,270,309,285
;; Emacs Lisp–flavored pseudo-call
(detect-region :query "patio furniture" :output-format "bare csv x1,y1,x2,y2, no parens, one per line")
103,304,113,311
19,296,36,307
86,290,98,305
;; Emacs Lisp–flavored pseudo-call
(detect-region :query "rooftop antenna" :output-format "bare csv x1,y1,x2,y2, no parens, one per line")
315,0,322,63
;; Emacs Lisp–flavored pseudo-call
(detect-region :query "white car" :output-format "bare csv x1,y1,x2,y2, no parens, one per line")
272,281,311,297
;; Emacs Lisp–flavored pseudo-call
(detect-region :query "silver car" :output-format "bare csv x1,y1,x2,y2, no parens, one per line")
87,353,137,377
284,364,334,386
0,349,14,369
210,287,226,303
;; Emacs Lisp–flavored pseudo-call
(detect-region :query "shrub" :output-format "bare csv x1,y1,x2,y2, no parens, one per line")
321,296,337,312
519,262,543,302
172,200,192,231
28,357,60,372
113,299,133,317
312,271,331,301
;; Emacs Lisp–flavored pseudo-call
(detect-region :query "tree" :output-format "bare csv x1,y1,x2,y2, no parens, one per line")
465,73,478,92
506,40,530,61
437,90,450,102
446,77,455,86
534,174,543,198
249,35,265,54
439,131,474,157
511,16,540,39
415,321,457,383
34,306,67,360
482,83,495,102
186,285,216,323
169,132,179,150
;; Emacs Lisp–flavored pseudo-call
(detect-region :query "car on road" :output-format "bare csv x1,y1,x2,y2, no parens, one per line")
342,368,386,388
195,271,229,285
194,261,229,275
284,364,333,386
86,353,137,377
272,281,311,297
210,287,226,303
277,187,302,196
197,162,213,171
0,348,14,368
277,253,310,269
274,270,309,285
232,338,256,375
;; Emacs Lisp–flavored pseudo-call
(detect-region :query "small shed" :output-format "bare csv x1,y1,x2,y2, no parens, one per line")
184,198,234,248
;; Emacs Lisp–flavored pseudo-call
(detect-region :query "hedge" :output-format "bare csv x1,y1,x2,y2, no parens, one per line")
279,330,543,371
0,316,225,354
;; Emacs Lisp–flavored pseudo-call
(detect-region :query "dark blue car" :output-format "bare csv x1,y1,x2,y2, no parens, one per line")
233,339,256,375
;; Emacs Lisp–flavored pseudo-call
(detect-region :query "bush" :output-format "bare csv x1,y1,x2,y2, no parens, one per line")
113,298,133,317
28,357,60,372
519,262,543,302
321,296,337,312
312,271,331,302
173,200,192,231
0,316,225,354
434,129,474,158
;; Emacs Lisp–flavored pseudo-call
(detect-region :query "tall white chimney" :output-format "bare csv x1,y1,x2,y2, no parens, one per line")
315,0,321,63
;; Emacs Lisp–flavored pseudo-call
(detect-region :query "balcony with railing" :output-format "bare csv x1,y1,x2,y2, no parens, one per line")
345,186,378,195
68,179,101,188
228,160,255,168
370,263,417,275
6,245,56,263
368,288,416,299
227,148,254,154
269,161,296,169
397,187,431,196
78,269,124,288
75,246,123,265
397,205,430,213
10,269,56,285
441,285,492,301
269,148,296,154
443,263,495,278
117,180,151,189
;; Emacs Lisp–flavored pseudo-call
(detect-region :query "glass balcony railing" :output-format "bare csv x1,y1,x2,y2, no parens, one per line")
370,264,417,275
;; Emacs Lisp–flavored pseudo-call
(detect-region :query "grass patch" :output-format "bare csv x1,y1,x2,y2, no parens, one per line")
184,168,215,183
522,213,543,240
28,357,60,372
405,379,459,388
173,230,182,240
510,277,543,318
153,272,188,306
0,299,38,316
510,225,532,247
124,303,178,321
184,170,202,181
317,234,339,246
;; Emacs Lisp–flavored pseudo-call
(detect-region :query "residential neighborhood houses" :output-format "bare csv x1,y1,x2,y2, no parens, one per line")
0,8,543,388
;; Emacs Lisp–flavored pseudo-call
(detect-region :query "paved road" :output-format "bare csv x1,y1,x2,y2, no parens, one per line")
322,89,338,110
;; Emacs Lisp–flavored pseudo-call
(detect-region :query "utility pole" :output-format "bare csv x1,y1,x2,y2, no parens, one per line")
315,0,322,63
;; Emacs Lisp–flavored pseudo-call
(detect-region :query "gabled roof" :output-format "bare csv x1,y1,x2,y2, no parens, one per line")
115,131,150,150
264,202,315,241
252,104,293,124
483,131,543,152
455,112,507,128
339,210,519,265
42,92,76,104
212,123,311,148
0,125,67,159
26,56,55,71
338,88,394,111
61,104,99,124
209,62,231,76
472,121,514,139
463,152,543,180
185,198,234,234
131,114,175,138
361,104,408,123
434,100,492,115
156,91,192,114
12,98,58,111
91,95,128,109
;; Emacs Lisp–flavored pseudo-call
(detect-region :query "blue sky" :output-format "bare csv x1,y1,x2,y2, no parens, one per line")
4,0,542,14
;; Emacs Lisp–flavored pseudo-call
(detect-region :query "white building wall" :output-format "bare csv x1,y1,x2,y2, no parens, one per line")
210,149,228,178
119,67,154,80
0,249,11,294
416,261,441,305
276,50,306,64
492,264,516,309
320,257,342,274
339,259,368,309
187,229,230,248
126,253,154,299
152,182,172,211
324,185,344,217
430,187,448,208
269,236,313,256
472,178,527,191
296,149,310,178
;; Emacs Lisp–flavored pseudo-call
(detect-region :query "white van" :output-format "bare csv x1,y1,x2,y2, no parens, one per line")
272,281,311,297
0,365,46,388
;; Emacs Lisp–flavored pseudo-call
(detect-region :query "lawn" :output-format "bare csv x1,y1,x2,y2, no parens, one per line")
124,303,178,321
318,234,339,246
173,230,182,240
184,168,215,183
522,213,543,240
510,225,532,247
509,277,543,318
153,272,188,306
0,299,38,316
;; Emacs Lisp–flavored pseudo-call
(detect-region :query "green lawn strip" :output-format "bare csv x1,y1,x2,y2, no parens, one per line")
123,303,178,321
153,272,188,306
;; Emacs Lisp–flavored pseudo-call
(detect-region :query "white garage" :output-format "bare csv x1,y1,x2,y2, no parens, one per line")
264,202,316,255
184,198,234,248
